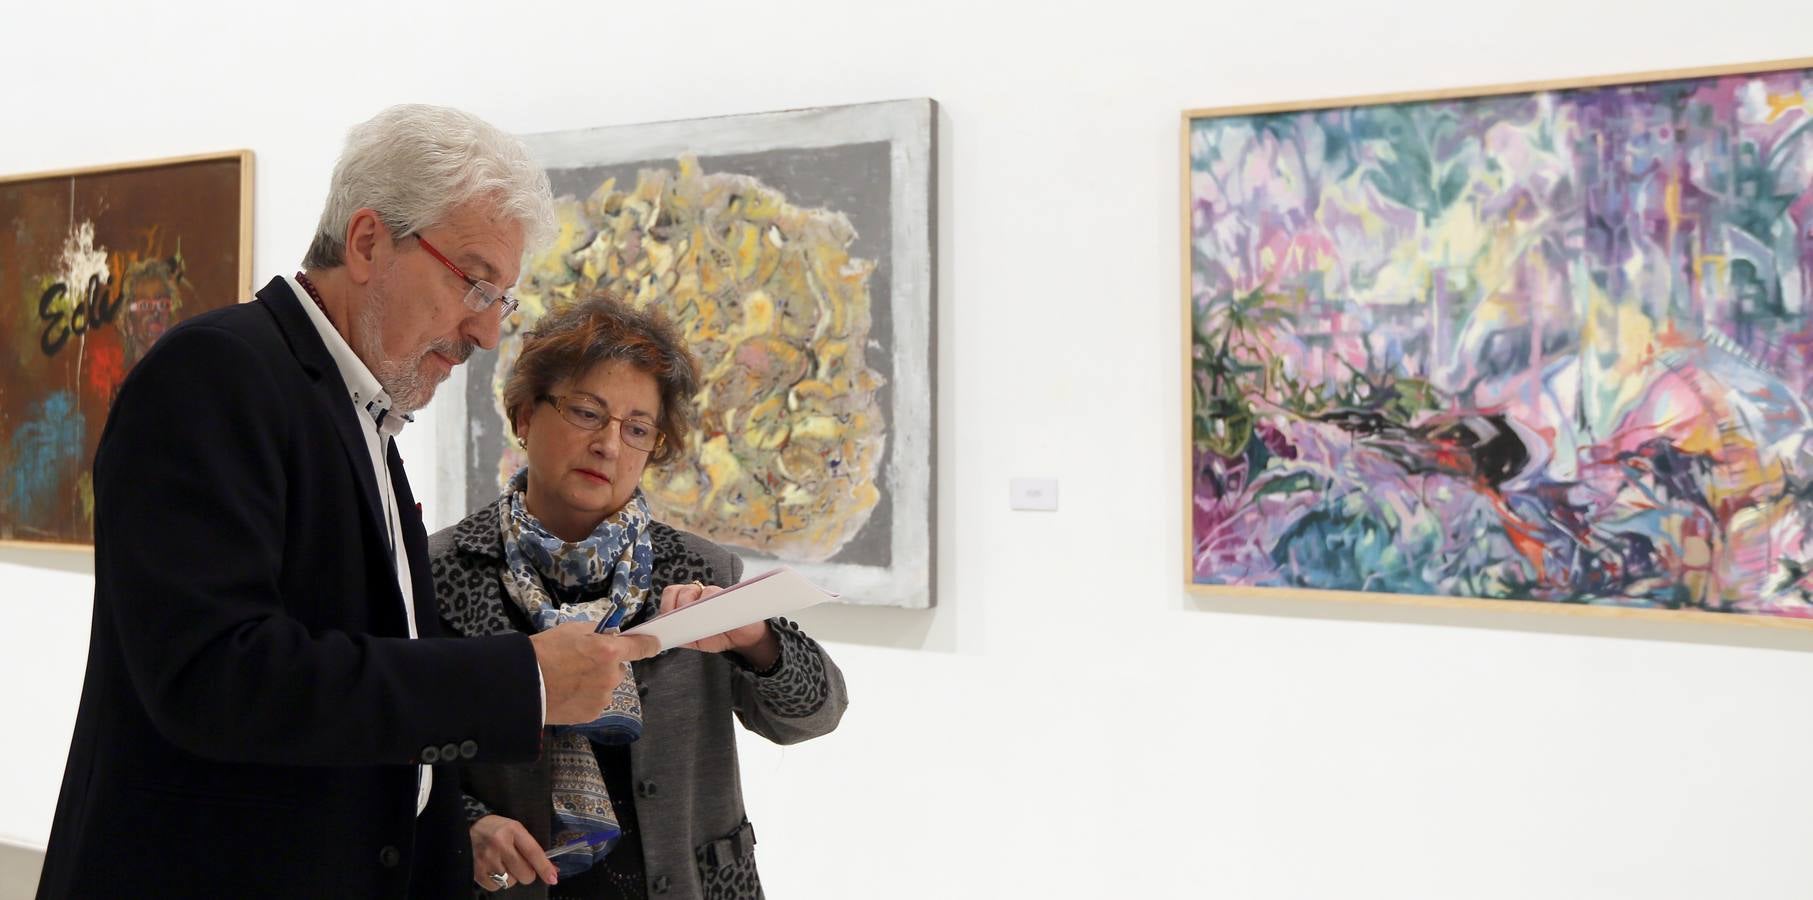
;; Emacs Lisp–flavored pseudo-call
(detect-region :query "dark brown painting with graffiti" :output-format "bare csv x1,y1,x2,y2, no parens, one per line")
1,151,250,546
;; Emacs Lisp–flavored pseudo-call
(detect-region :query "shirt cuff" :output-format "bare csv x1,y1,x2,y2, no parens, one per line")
537,659,547,726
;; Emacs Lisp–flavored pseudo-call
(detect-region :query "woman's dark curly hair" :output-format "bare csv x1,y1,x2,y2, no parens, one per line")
503,295,700,465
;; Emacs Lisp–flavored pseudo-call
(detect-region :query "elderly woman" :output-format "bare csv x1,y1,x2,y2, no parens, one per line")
430,297,847,899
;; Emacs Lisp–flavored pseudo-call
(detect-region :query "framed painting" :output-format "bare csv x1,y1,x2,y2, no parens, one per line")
438,100,936,607
1,150,253,548
1183,58,1813,627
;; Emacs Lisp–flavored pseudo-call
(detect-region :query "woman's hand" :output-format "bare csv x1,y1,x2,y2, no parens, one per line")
471,814,558,892
658,582,780,670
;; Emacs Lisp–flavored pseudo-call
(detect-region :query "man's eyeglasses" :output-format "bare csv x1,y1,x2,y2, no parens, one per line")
415,234,519,317
540,394,664,453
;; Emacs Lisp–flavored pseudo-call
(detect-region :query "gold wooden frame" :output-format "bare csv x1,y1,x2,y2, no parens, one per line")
1,149,254,553
1180,57,1813,630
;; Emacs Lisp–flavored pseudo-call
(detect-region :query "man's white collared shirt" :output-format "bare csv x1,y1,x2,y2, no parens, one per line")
286,275,431,816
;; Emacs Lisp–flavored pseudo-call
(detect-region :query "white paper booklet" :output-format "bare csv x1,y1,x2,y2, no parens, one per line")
623,567,839,650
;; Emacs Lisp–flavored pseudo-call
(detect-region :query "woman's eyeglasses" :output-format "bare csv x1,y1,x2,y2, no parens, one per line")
540,394,664,453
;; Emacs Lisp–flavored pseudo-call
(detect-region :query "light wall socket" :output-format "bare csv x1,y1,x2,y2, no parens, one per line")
1009,478,1059,511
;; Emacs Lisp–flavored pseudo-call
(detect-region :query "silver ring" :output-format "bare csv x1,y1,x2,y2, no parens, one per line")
489,871,510,888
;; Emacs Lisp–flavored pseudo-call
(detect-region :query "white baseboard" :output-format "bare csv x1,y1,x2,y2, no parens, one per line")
0,840,41,900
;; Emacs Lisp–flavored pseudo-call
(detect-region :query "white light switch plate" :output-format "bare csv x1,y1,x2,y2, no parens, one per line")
1010,478,1059,511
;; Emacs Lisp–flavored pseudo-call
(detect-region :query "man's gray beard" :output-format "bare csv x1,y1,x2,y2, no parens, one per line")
352,290,433,416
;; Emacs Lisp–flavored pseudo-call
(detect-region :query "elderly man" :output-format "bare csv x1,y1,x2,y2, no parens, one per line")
36,105,658,898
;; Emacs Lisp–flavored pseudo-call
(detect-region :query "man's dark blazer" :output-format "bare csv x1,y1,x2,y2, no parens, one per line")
37,278,543,898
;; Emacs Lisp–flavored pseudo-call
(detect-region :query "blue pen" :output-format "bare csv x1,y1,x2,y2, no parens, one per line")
595,606,626,633
546,829,619,859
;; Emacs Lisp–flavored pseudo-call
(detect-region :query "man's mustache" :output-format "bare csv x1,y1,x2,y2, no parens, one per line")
427,338,475,365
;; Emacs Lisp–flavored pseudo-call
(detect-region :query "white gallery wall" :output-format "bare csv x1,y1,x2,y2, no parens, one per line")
5,1,1813,897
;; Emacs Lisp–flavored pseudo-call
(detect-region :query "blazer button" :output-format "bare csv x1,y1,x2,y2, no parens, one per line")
378,846,401,867
440,742,460,762
637,685,649,699
651,874,671,894
636,779,658,799
420,745,440,764
459,739,478,760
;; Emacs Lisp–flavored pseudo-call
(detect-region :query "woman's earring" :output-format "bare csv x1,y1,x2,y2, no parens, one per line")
517,436,527,449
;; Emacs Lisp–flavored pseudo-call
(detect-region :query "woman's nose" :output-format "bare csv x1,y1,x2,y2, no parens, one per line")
589,421,622,457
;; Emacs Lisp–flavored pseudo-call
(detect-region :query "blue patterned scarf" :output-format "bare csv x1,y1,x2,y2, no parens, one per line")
496,476,655,877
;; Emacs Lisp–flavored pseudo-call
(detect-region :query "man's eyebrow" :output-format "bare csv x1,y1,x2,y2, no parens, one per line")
459,251,502,283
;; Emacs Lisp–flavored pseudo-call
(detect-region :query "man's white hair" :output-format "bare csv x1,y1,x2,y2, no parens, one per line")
302,104,555,269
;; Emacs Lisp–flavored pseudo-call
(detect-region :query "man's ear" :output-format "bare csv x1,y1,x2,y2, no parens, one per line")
343,208,391,286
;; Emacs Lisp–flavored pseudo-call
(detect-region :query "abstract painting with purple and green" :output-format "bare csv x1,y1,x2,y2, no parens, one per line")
1187,66,1813,618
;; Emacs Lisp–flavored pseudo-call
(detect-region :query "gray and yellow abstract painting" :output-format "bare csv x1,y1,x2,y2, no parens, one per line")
440,100,935,607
